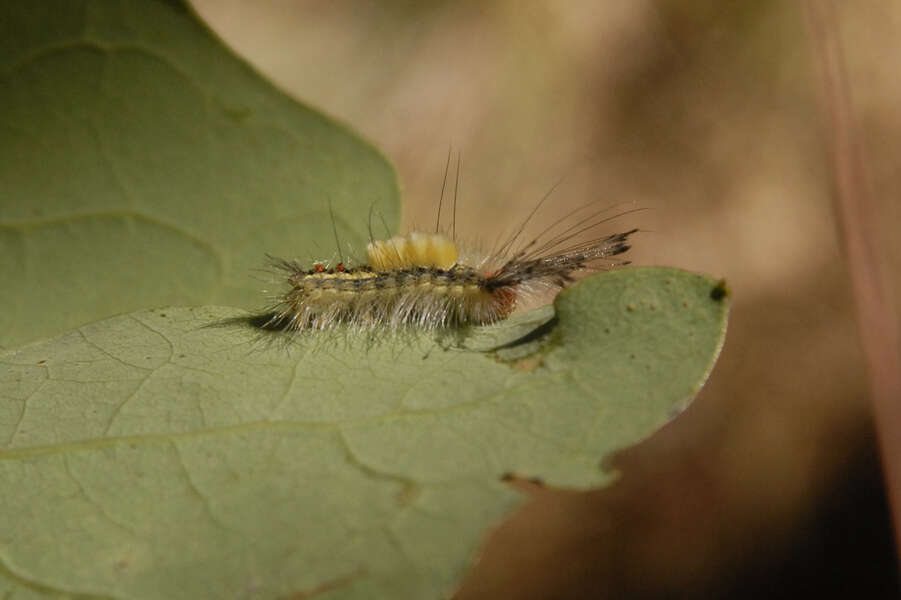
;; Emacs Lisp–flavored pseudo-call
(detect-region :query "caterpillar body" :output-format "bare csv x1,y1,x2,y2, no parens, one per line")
265,220,638,332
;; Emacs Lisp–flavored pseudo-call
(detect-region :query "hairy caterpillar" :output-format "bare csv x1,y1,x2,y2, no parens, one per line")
263,154,638,332
263,207,638,332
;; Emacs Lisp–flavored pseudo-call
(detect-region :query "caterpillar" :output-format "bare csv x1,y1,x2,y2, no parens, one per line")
263,204,638,333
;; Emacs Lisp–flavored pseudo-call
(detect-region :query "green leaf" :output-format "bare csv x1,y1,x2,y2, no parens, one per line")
0,2,731,598
0,0,400,349
0,267,729,599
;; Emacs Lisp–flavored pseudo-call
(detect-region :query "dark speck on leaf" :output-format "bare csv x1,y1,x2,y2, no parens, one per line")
710,279,729,301
222,105,253,121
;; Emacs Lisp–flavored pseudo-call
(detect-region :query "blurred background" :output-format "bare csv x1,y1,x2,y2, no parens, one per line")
191,1,899,597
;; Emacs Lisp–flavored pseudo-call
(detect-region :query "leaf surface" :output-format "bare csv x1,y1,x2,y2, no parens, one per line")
0,0,399,348
0,268,729,599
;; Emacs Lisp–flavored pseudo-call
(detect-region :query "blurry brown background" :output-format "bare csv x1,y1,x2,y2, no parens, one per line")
191,1,900,597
